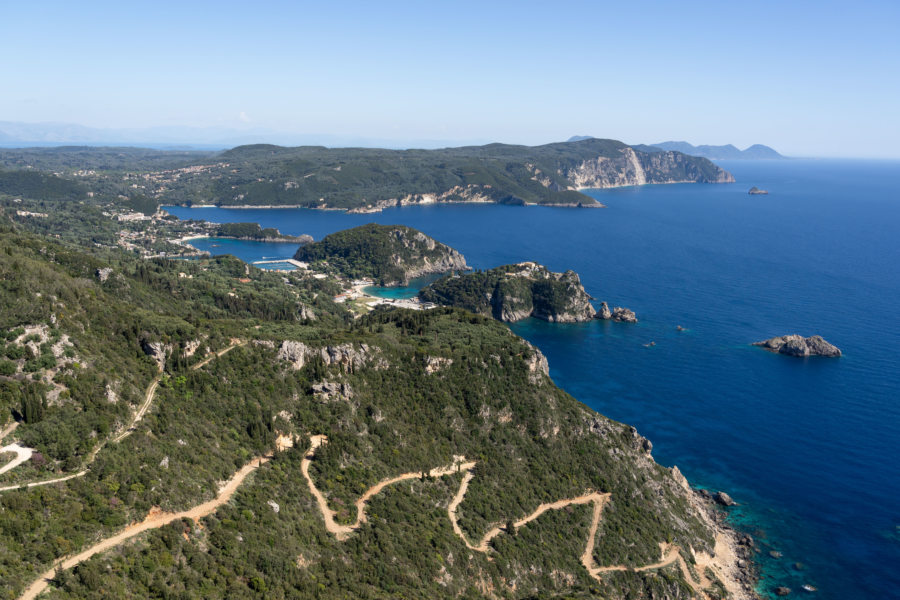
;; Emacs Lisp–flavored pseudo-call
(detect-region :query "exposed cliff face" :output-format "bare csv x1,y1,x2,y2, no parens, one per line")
347,184,496,214
276,341,386,371
394,229,468,282
419,262,597,323
561,147,734,189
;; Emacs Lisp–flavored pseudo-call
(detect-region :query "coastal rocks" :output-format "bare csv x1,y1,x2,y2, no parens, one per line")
596,302,612,320
629,426,653,455
714,491,737,507
595,302,638,323
611,307,637,323
775,586,792,596
753,335,841,358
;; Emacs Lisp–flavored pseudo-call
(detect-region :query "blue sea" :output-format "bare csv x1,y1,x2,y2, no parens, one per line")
166,159,900,600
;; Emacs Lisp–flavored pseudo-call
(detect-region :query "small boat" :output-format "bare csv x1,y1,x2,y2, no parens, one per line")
676,325,686,332
801,584,818,593
643,341,656,347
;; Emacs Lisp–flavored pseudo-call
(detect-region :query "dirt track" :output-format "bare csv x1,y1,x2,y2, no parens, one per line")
18,455,270,600
300,435,698,590
1,341,243,493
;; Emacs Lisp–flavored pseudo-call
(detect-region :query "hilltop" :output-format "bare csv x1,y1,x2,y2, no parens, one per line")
294,223,468,285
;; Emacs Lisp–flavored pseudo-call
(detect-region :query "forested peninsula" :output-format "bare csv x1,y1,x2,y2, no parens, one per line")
0,138,734,214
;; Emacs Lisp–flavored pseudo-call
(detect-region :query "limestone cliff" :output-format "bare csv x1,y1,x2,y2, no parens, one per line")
561,147,734,190
420,262,596,323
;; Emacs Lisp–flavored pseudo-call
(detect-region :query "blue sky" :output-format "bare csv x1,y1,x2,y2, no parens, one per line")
2,0,899,157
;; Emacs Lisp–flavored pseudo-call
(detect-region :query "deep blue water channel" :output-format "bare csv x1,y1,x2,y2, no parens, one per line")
167,159,900,599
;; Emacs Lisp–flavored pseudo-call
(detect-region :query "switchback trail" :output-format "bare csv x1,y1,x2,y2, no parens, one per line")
0,341,243,492
301,435,705,593
18,454,270,600
0,443,33,477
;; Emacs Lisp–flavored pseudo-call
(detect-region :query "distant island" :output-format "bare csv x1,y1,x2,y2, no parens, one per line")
0,138,734,213
215,222,312,243
641,141,784,160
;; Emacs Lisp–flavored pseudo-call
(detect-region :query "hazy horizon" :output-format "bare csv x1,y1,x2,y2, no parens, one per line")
2,1,899,158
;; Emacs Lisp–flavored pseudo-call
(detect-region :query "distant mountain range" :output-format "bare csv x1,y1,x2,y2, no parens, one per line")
567,137,784,160
645,141,784,160
0,121,485,150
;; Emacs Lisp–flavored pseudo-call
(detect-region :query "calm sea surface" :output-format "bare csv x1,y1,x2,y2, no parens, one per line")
167,159,900,599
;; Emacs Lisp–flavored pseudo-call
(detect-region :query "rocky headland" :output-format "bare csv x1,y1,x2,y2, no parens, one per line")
420,262,597,323
753,335,841,357
294,223,467,285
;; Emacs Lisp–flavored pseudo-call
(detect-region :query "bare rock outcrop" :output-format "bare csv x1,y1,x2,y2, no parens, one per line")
141,339,172,371
595,302,638,323
311,381,354,402
277,341,384,372
752,335,841,358
522,341,550,384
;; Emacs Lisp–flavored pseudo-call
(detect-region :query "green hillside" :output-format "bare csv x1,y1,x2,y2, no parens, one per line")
0,213,753,599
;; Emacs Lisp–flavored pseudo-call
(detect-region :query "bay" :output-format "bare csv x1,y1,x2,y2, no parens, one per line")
165,159,900,599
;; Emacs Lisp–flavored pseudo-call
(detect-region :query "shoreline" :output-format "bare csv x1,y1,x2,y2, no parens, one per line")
162,178,735,214
162,198,607,213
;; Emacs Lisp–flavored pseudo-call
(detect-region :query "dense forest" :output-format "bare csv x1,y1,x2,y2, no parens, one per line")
0,186,751,599
295,223,467,285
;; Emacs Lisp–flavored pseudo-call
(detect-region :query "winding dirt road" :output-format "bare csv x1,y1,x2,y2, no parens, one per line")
18,454,270,600
1,341,243,493
300,435,700,591
0,443,33,476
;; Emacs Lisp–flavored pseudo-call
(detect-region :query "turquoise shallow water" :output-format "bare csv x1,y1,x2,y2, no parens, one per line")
165,159,900,599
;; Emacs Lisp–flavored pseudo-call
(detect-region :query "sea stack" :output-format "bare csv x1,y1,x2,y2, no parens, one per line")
596,302,637,323
752,335,841,357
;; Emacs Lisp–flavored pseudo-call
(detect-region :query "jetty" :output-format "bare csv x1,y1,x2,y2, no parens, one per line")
251,259,309,269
